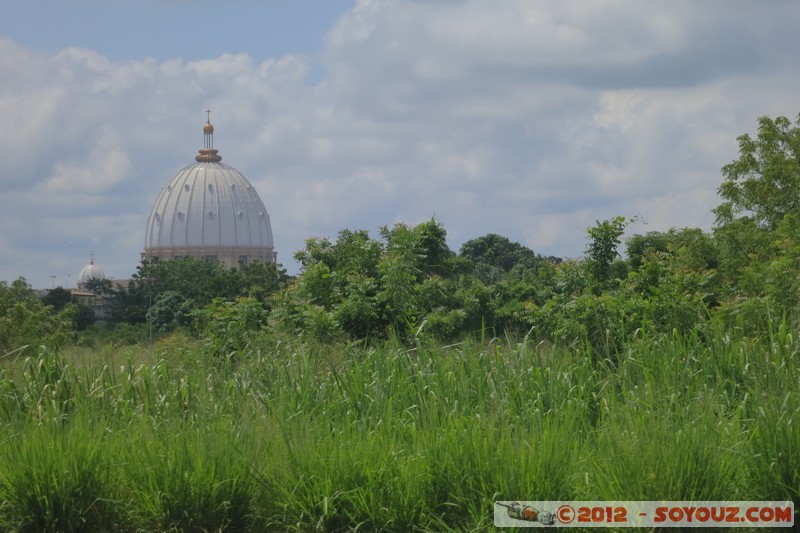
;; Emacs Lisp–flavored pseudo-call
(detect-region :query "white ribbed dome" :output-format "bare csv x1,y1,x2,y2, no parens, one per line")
79,256,106,283
141,118,276,267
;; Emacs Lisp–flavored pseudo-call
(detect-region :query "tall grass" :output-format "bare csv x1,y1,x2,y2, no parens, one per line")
121,421,258,532
0,418,118,532
0,324,796,530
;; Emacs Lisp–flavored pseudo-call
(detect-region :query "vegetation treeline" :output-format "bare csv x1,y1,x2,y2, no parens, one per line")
2,113,799,354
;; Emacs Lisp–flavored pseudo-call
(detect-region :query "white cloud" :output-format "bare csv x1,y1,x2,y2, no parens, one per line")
0,0,799,287
38,145,132,195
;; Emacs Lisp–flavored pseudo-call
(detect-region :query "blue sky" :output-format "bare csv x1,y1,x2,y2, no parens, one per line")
1,1,352,61
1,0,799,288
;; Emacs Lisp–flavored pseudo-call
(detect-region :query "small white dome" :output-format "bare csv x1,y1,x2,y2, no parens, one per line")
79,256,106,283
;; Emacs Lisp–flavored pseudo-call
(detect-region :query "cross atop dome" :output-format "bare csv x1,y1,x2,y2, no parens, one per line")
203,109,214,135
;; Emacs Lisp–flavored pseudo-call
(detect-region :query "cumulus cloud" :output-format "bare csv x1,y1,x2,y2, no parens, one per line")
0,1,798,287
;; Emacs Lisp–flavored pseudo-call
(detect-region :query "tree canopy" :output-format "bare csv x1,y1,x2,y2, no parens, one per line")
711,114,800,310
459,233,543,284
714,114,800,230
0,279,76,352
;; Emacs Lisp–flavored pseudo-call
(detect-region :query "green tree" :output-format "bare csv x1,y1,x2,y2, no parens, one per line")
459,233,543,284
133,257,241,305
42,287,73,311
415,217,456,277
377,218,461,333
277,229,385,339
490,260,558,335
379,218,457,279
0,278,74,352
296,229,382,276
105,283,148,325
146,290,196,333
585,216,634,288
712,114,800,316
193,297,268,356
84,277,113,296
72,303,97,331
109,257,288,330
273,218,492,341
626,229,718,280
237,261,290,303
714,114,800,230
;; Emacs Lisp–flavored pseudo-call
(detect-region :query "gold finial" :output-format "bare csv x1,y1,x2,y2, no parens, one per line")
197,110,222,162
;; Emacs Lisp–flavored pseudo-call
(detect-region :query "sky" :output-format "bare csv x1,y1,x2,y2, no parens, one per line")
1,0,798,289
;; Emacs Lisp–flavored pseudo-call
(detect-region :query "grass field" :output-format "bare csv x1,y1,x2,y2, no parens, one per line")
0,324,797,531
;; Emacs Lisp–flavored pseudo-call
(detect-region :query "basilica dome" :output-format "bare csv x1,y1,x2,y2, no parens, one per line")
142,116,276,267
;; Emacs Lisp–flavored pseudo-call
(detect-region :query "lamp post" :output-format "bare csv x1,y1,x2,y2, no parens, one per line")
141,276,153,349
50,275,56,289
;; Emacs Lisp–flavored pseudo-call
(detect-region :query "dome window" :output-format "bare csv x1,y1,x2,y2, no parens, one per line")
208,184,214,193
208,211,215,220
184,184,190,191
177,211,184,221
237,211,243,219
